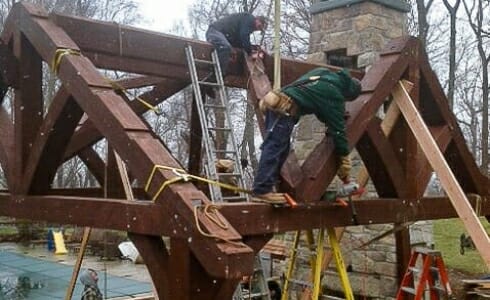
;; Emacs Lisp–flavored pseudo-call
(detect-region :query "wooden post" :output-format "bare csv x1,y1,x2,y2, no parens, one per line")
393,80,490,269
64,227,91,300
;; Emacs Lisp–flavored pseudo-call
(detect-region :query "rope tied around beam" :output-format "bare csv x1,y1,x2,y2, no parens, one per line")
51,48,81,75
193,203,245,247
144,164,251,202
108,79,164,115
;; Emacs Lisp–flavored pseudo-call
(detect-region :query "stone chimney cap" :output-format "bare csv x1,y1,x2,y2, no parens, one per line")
310,0,411,15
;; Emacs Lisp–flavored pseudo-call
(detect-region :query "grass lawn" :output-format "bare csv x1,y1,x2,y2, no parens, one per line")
434,218,490,275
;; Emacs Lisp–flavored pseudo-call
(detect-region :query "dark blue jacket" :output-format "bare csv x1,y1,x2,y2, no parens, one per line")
209,13,255,54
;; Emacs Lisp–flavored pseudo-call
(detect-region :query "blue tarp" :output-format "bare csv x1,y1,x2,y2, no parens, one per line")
0,251,152,299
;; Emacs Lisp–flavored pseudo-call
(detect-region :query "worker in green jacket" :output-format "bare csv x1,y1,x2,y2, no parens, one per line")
252,67,362,203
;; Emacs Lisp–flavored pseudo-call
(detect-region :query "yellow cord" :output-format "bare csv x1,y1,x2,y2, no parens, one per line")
108,80,163,115
144,164,251,202
193,203,245,247
51,48,81,75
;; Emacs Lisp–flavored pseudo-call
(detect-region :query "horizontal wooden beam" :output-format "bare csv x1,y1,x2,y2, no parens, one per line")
220,195,488,236
1,193,487,237
0,193,168,235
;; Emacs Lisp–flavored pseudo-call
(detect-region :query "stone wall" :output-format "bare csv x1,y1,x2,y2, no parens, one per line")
283,1,435,299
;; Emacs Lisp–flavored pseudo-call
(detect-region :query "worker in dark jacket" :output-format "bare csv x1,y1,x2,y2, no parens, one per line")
252,67,362,203
206,13,266,77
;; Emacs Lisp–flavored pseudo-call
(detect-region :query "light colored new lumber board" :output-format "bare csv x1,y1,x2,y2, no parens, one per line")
393,80,490,270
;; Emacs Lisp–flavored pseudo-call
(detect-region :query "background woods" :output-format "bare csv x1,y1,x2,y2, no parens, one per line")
0,0,488,188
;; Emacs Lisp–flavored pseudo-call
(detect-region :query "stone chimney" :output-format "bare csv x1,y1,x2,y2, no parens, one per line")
294,0,410,162
290,1,420,299
308,0,410,68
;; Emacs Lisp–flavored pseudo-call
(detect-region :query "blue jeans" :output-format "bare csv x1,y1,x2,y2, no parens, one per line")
206,27,232,76
252,111,297,195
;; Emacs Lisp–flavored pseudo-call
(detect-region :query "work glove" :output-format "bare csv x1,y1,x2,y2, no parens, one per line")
337,155,352,182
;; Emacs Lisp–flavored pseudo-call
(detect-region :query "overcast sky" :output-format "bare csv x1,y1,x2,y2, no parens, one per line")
135,0,192,32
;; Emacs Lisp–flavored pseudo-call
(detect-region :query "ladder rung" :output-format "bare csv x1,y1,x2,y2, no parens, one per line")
208,127,231,131
408,266,420,273
287,279,312,288
194,59,214,65
430,285,448,293
414,247,441,255
401,287,416,295
214,150,235,154
217,172,242,177
320,295,346,300
198,81,221,87
204,104,226,109
248,292,269,297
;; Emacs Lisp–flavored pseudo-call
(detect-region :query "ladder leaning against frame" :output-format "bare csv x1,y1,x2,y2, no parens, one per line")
186,45,270,300
184,45,248,203
282,228,354,300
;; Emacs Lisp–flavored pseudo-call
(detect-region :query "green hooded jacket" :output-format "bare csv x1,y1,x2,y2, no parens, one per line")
282,67,359,156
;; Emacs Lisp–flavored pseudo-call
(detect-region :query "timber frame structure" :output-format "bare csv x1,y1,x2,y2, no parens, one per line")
0,3,489,299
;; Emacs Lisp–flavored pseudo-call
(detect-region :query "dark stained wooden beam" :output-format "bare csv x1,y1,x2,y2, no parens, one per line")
296,37,416,202
419,61,487,195
77,147,106,186
357,118,406,197
0,107,13,186
0,39,19,89
23,87,84,194
12,31,44,193
12,2,251,279
219,195,488,236
63,78,188,161
2,192,488,236
128,233,170,299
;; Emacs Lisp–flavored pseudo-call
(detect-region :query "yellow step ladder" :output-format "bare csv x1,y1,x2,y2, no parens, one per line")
281,228,354,300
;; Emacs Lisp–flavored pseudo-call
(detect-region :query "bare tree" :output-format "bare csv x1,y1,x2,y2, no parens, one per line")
463,0,490,175
442,0,461,110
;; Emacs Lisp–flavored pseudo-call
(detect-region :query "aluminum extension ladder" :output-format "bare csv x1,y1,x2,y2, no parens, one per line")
282,228,354,300
184,45,247,203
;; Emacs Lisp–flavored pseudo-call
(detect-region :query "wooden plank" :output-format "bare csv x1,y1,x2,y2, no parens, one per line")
393,81,490,268
169,239,192,300
64,227,91,300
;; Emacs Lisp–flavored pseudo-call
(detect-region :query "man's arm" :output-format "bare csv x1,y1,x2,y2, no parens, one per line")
239,14,255,54
319,100,349,157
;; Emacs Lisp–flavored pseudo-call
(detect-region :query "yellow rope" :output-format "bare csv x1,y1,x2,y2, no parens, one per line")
144,164,251,201
108,80,163,115
193,203,244,247
51,48,81,75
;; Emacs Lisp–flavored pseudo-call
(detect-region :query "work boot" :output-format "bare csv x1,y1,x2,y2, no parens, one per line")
337,180,364,198
251,192,287,204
